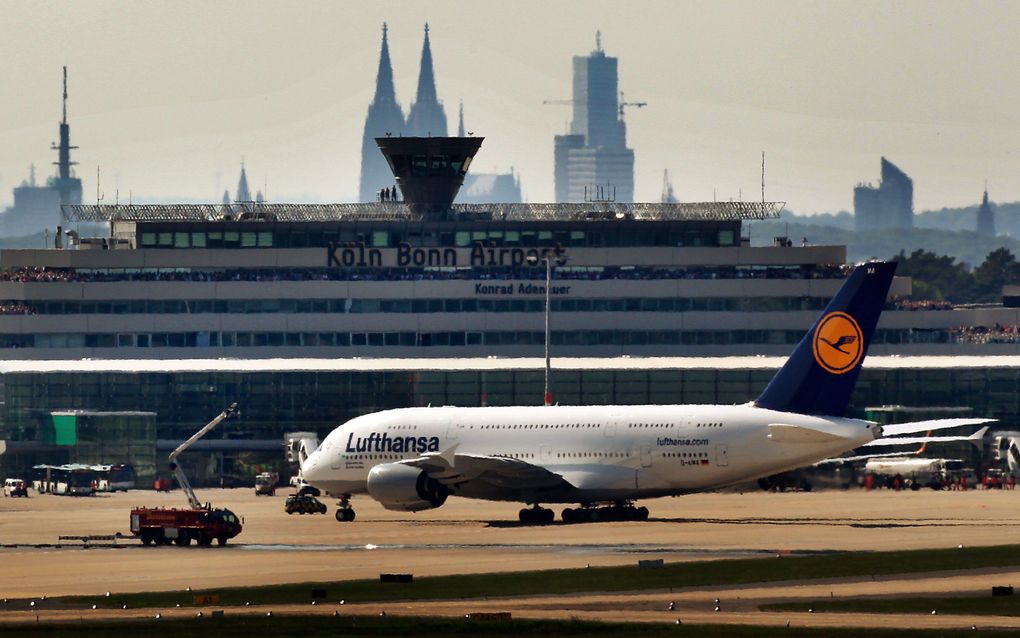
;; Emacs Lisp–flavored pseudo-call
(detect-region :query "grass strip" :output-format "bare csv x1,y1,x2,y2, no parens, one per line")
0,615,1002,638
36,543,1020,610
763,595,1020,616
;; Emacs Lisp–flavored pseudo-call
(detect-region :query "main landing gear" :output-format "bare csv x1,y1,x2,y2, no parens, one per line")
518,505,555,525
334,495,356,522
561,503,649,524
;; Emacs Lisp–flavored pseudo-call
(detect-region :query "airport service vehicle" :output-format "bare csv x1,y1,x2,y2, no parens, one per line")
4,478,28,497
31,464,96,496
255,471,279,496
130,404,243,546
285,493,327,515
93,464,136,492
865,457,960,490
994,434,1020,477
303,262,993,524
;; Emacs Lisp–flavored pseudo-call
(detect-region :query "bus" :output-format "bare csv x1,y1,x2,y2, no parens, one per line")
93,464,136,492
31,464,97,496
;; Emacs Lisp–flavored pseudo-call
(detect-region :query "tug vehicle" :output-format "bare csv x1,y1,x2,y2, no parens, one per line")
130,404,243,546
285,493,327,515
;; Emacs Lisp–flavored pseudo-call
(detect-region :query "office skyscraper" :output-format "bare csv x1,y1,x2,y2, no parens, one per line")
854,157,913,231
554,33,634,203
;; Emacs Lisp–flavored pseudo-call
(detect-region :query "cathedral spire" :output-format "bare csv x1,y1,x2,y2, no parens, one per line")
977,183,995,236
415,23,438,105
359,23,409,202
236,160,251,202
372,22,397,105
406,22,447,136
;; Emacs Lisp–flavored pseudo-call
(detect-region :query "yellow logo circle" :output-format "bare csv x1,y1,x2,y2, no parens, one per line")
812,312,863,375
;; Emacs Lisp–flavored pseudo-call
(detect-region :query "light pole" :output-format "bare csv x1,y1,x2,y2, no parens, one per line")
527,254,556,406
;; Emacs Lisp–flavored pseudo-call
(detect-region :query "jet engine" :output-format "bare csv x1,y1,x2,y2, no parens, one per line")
366,463,449,512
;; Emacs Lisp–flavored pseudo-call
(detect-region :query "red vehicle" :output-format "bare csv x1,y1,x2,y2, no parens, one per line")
130,506,242,546
131,404,243,548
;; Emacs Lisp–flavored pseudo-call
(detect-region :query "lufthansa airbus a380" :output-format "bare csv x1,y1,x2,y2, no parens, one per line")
301,261,987,523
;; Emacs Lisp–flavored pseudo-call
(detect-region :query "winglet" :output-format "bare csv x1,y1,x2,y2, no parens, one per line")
968,426,990,446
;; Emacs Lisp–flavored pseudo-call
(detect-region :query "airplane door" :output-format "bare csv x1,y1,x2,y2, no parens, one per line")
604,415,621,438
446,420,461,440
540,444,553,464
716,444,729,467
640,446,653,468
329,442,341,470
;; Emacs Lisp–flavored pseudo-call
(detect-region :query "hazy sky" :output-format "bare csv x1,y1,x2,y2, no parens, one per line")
2,0,1018,213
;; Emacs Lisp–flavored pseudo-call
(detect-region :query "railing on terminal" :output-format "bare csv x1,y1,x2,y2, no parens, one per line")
61,201,785,224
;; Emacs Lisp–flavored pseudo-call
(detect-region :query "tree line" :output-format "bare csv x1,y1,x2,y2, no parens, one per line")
894,247,1020,304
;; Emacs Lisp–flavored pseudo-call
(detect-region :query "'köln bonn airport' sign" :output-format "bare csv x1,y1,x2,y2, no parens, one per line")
327,241,569,269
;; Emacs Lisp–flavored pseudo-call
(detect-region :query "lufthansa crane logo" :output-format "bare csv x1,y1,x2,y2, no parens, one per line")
812,312,864,374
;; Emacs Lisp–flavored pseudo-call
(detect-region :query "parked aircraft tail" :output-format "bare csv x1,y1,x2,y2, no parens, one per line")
755,261,897,416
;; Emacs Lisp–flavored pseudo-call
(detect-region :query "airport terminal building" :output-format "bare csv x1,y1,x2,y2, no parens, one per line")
1,137,1018,482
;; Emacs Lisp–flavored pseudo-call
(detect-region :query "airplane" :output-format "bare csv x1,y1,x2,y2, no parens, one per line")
301,260,988,524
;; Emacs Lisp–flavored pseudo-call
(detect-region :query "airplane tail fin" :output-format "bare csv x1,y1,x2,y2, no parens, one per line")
755,261,897,416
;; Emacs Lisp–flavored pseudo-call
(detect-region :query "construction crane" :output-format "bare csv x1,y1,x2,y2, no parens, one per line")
618,92,647,118
169,403,239,509
542,94,647,119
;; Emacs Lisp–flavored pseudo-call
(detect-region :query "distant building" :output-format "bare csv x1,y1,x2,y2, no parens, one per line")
976,187,995,236
554,33,635,203
661,169,678,204
359,23,456,203
404,23,448,138
457,103,521,203
0,68,82,238
459,172,522,204
358,23,407,203
854,157,913,231
236,162,252,202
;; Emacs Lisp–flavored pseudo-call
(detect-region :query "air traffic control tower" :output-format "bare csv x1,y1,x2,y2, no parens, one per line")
375,136,483,220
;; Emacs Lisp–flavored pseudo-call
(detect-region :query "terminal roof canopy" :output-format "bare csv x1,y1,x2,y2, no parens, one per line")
62,201,785,224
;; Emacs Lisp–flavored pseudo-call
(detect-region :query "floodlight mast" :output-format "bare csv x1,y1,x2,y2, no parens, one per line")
168,403,239,509
526,254,555,406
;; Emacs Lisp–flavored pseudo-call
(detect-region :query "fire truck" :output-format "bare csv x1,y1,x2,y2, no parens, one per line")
130,404,243,547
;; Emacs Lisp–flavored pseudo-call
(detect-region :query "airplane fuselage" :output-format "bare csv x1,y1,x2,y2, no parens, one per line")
302,403,879,505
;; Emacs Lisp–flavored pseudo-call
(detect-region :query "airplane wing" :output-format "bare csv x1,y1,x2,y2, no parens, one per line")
816,450,938,465
399,452,647,499
400,453,573,496
863,426,989,448
879,418,996,437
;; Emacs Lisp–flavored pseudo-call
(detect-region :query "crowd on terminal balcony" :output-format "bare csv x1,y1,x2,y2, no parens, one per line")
0,301,34,315
889,297,954,311
950,324,1020,344
0,263,851,284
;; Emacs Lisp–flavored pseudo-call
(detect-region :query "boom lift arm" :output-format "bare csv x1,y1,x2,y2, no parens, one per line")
169,403,239,509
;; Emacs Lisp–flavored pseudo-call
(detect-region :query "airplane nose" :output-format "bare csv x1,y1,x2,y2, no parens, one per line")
301,451,322,482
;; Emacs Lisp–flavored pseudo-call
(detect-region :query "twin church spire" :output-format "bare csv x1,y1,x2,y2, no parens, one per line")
359,23,449,202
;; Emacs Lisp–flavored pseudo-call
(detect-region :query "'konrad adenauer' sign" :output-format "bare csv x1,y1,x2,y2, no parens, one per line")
327,241,568,269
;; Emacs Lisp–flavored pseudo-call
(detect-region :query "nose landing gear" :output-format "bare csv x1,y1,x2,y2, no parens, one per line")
334,495,356,522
